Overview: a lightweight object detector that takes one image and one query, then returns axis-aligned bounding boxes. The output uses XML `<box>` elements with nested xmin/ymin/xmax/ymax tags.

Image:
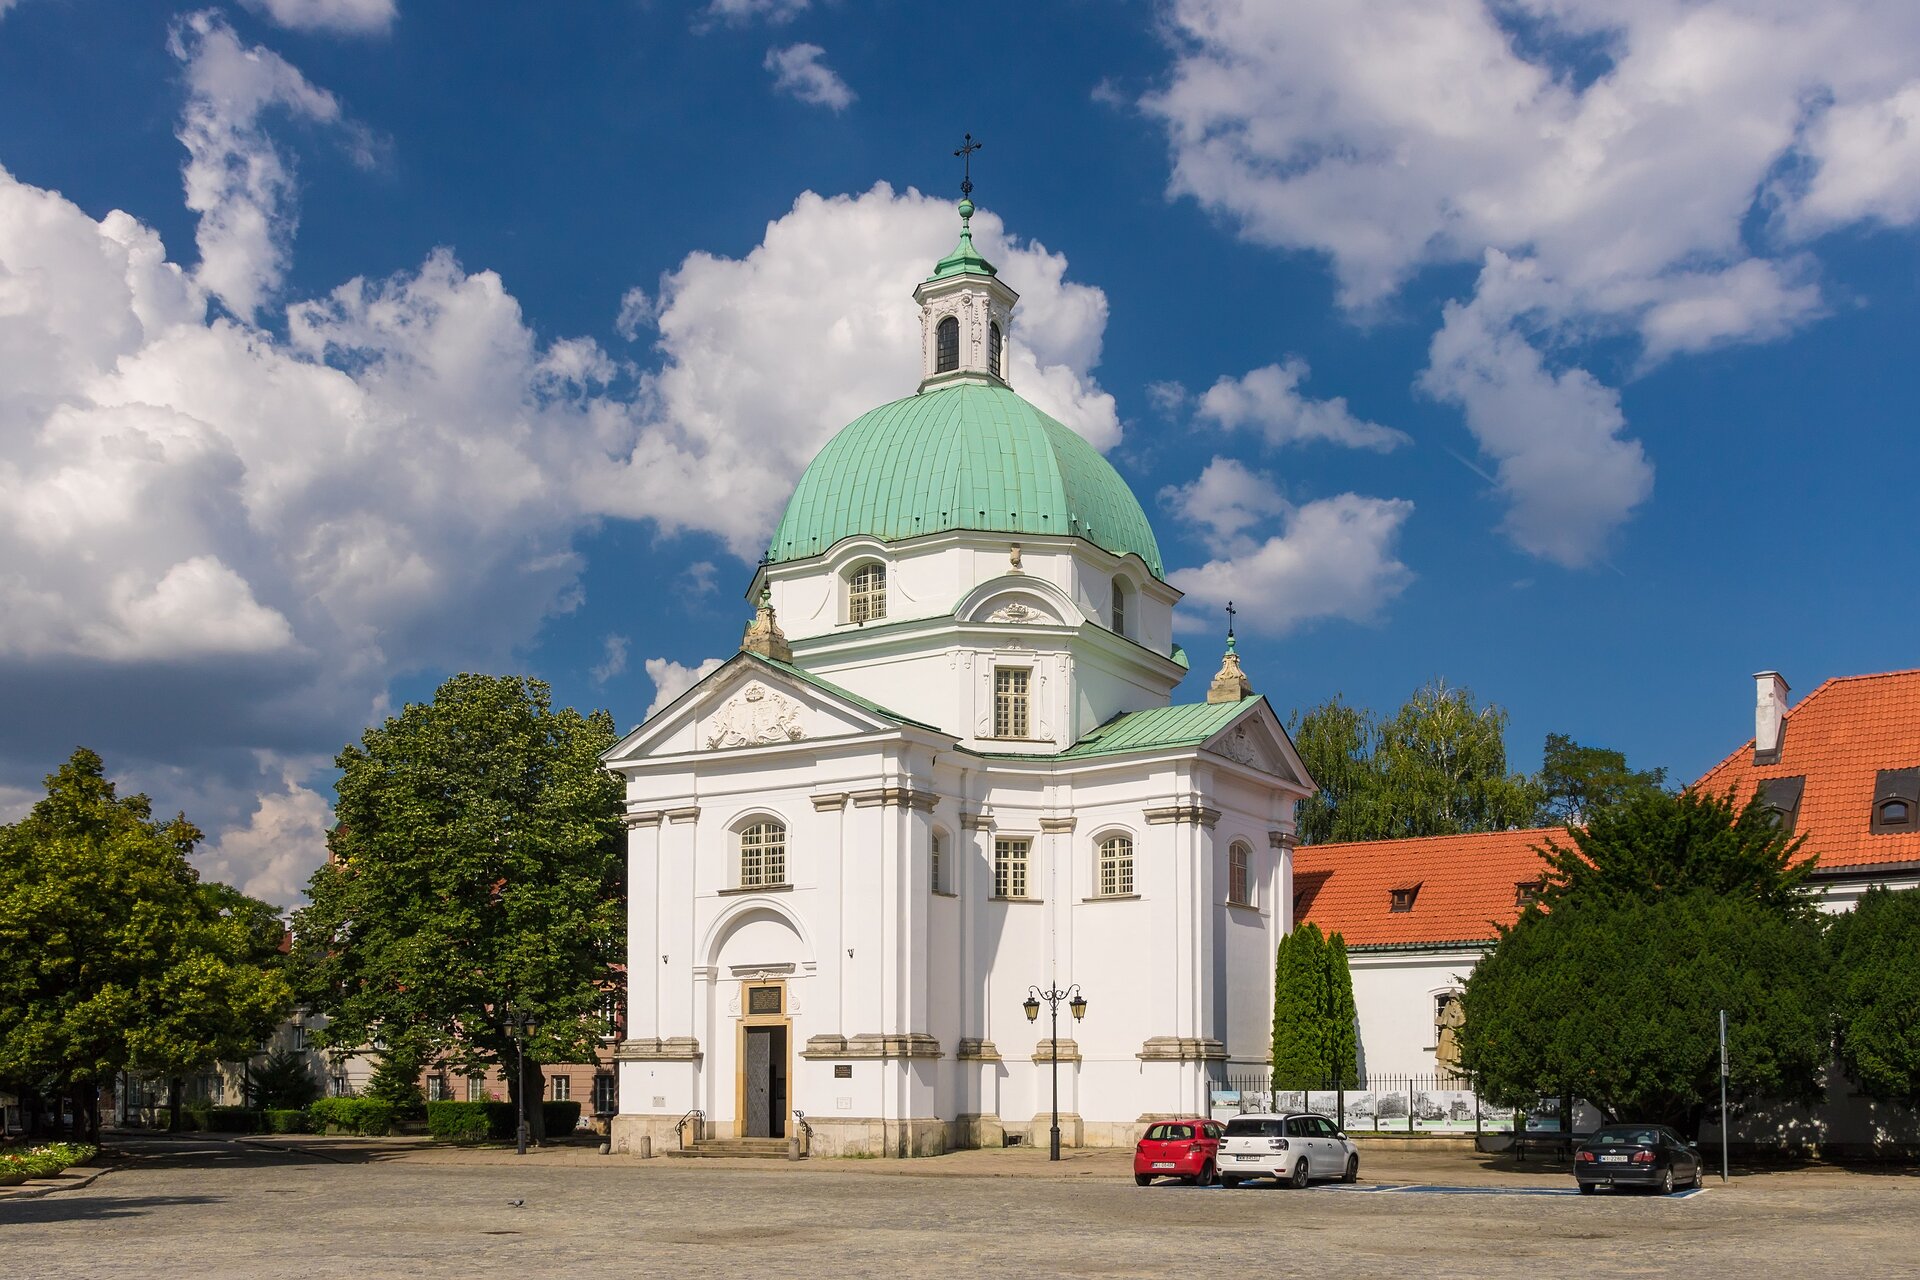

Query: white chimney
<box><xmin>1754</xmin><ymin>671</ymin><xmax>1790</xmax><ymax>763</ymax></box>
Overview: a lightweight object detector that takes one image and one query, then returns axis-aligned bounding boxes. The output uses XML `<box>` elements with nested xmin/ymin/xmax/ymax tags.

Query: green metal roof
<box><xmin>930</xmin><ymin>200</ymin><xmax>998</xmax><ymax>279</ymax></box>
<box><xmin>1057</xmin><ymin>696</ymin><xmax>1261</xmax><ymax>759</ymax></box>
<box><xmin>768</xmin><ymin>382</ymin><xmax>1165</xmax><ymax>578</ymax></box>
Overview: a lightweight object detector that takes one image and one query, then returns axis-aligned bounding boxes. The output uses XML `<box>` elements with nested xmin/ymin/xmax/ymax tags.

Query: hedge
<box><xmin>308</xmin><ymin>1098</ymin><xmax>395</xmax><ymax>1136</ymax></box>
<box><xmin>207</xmin><ymin>1107</ymin><xmax>263</xmax><ymax>1133</ymax></box>
<box><xmin>542</xmin><ymin>1100</ymin><xmax>582</xmax><ymax>1135</ymax></box>
<box><xmin>426</xmin><ymin>1100</ymin><xmax>515</xmax><ymax>1144</ymax></box>
<box><xmin>264</xmin><ymin>1108</ymin><xmax>313</xmax><ymax>1134</ymax></box>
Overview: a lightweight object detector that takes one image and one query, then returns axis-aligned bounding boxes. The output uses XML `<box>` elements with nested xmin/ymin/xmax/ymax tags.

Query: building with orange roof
<box><xmin>1295</xmin><ymin>666</ymin><xmax>1920</xmax><ymax>1083</ymax></box>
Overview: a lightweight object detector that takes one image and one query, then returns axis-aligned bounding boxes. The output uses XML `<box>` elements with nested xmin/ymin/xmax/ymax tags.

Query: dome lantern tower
<box><xmin>914</xmin><ymin>139</ymin><xmax>1017</xmax><ymax>393</ymax></box>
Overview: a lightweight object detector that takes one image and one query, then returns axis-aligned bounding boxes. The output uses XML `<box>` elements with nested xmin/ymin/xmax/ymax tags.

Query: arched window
<box><xmin>1881</xmin><ymin>798</ymin><xmax>1912</xmax><ymax>826</ymax></box>
<box><xmin>847</xmin><ymin>561</ymin><xmax>886</xmax><ymax>623</ymax></box>
<box><xmin>740</xmin><ymin>820</ymin><xmax>786</xmax><ymax>887</ymax></box>
<box><xmin>1228</xmin><ymin>841</ymin><xmax>1251</xmax><ymax>906</ymax></box>
<box><xmin>936</xmin><ymin>315</ymin><xmax>960</xmax><ymax>373</ymax></box>
<box><xmin>1111</xmin><ymin>577</ymin><xmax>1128</xmax><ymax>637</ymax></box>
<box><xmin>1098</xmin><ymin>834</ymin><xmax>1134</xmax><ymax>897</ymax></box>
<box><xmin>988</xmin><ymin>321</ymin><xmax>1003</xmax><ymax>378</ymax></box>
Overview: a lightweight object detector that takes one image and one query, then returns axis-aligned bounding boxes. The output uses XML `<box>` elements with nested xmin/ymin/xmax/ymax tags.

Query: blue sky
<box><xmin>2</xmin><ymin>0</ymin><xmax>1916</xmax><ymax>903</ymax></box>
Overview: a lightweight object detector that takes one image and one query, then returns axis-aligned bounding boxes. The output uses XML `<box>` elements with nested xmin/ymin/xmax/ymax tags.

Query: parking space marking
<box><xmin>1313</xmin><ymin>1183</ymin><xmax>1707</xmax><ymax>1199</ymax></box>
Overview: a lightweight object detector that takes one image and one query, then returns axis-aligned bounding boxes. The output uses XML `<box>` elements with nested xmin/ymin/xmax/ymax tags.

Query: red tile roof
<box><xmin>1692</xmin><ymin>669</ymin><xmax>1920</xmax><ymax>871</ymax></box>
<box><xmin>1295</xmin><ymin>828</ymin><xmax>1556</xmax><ymax>948</ymax></box>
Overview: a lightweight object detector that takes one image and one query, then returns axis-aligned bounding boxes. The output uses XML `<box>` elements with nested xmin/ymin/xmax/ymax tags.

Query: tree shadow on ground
<box><xmin>0</xmin><ymin>1193</ymin><xmax>218</xmax><ymax>1225</ymax></box>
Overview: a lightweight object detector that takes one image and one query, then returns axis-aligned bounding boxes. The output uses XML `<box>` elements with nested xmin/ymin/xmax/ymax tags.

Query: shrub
<box><xmin>182</xmin><ymin>1105</ymin><xmax>212</xmax><ymax>1132</ymax></box>
<box><xmin>0</xmin><ymin>1142</ymin><xmax>99</xmax><ymax>1179</ymax></box>
<box><xmin>207</xmin><ymin>1107</ymin><xmax>263</xmax><ymax>1134</ymax></box>
<box><xmin>427</xmin><ymin>1101</ymin><xmax>499</xmax><ymax>1144</ymax></box>
<box><xmin>308</xmin><ymin>1097</ymin><xmax>396</xmax><ymax>1136</ymax></box>
<box><xmin>542</xmin><ymin>1100</ymin><xmax>582</xmax><ymax>1136</ymax></box>
<box><xmin>264</xmin><ymin>1108</ymin><xmax>312</xmax><ymax>1134</ymax></box>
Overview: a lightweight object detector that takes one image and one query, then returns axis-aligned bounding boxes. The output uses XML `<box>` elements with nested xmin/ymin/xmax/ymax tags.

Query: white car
<box><xmin>1216</xmin><ymin>1112</ymin><xmax>1360</xmax><ymax>1188</ymax></box>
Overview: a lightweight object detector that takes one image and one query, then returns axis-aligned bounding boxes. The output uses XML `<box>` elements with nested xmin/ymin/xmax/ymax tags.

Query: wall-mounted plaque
<box><xmin>833</xmin><ymin>1064</ymin><xmax>852</xmax><ymax>1079</ymax></box>
<box><xmin>747</xmin><ymin>985</ymin><xmax>783</xmax><ymax>1016</ymax></box>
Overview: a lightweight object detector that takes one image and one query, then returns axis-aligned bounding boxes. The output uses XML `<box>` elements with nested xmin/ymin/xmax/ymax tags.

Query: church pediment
<box><xmin>602</xmin><ymin>653</ymin><xmax>919</xmax><ymax>765</ymax></box>
<box><xmin>953</xmin><ymin>574</ymin><xmax>1082</xmax><ymax>628</ymax></box>
<box><xmin>1202</xmin><ymin>704</ymin><xmax>1308</xmax><ymax>787</ymax></box>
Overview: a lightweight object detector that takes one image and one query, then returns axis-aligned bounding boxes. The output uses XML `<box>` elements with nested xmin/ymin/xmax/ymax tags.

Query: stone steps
<box><xmin>666</xmin><ymin>1137</ymin><xmax>794</xmax><ymax>1160</ymax></box>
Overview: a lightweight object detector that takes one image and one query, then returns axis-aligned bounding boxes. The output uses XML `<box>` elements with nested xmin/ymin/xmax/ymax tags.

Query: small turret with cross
<box><xmin>913</xmin><ymin>132</ymin><xmax>1019</xmax><ymax>392</ymax></box>
<box><xmin>1207</xmin><ymin>601</ymin><xmax>1256</xmax><ymax>704</ymax></box>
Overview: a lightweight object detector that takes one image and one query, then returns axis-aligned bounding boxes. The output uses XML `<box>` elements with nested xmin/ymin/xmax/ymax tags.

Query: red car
<box><xmin>1133</xmin><ymin>1118</ymin><xmax>1224</xmax><ymax>1186</ymax></box>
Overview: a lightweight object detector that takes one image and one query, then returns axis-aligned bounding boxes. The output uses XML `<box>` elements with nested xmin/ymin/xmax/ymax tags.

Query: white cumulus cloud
<box><xmin>1166</xmin><ymin>462</ymin><xmax>1414</xmax><ymax>635</ymax></box>
<box><xmin>239</xmin><ymin>0</ymin><xmax>396</xmax><ymax>35</ymax></box>
<box><xmin>591</xmin><ymin>634</ymin><xmax>631</xmax><ymax>686</ymax></box>
<box><xmin>1196</xmin><ymin>359</ymin><xmax>1407</xmax><ymax>452</ymax></box>
<box><xmin>702</xmin><ymin>0</ymin><xmax>808</xmax><ymax>27</ymax></box>
<box><xmin>765</xmin><ymin>43</ymin><xmax>855</xmax><ymax>111</ymax></box>
<box><xmin>644</xmin><ymin>656</ymin><xmax>725</xmax><ymax>718</ymax></box>
<box><xmin>1142</xmin><ymin>0</ymin><xmax>1920</xmax><ymax>565</ymax></box>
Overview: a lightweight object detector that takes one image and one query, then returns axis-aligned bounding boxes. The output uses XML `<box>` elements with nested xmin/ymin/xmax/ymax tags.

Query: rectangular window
<box><xmin>550</xmin><ymin>1075</ymin><xmax>571</xmax><ymax>1102</ymax></box>
<box><xmin>993</xmin><ymin>667</ymin><xmax>1030</xmax><ymax>738</ymax></box>
<box><xmin>426</xmin><ymin>1076</ymin><xmax>448</xmax><ymax>1102</ymax></box>
<box><xmin>598</xmin><ymin>991</ymin><xmax>621</xmax><ymax>1039</ymax></box>
<box><xmin>930</xmin><ymin>832</ymin><xmax>944</xmax><ymax>894</ymax></box>
<box><xmin>994</xmin><ymin>838</ymin><xmax>1030</xmax><ymax>898</ymax></box>
<box><xmin>1098</xmin><ymin>835</ymin><xmax>1133</xmax><ymax>896</ymax></box>
<box><xmin>593</xmin><ymin>1074</ymin><xmax>617</xmax><ymax>1115</ymax></box>
<box><xmin>290</xmin><ymin>1025</ymin><xmax>306</xmax><ymax>1051</ymax></box>
<box><xmin>466</xmin><ymin>1076</ymin><xmax>487</xmax><ymax>1102</ymax></box>
<box><xmin>1228</xmin><ymin>844</ymin><xmax>1250</xmax><ymax>906</ymax></box>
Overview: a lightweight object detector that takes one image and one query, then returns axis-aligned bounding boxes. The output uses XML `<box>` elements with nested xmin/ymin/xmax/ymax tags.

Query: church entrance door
<box><xmin>743</xmin><ymin>1025</ymin><xmax>787</xmax><ymax>1139</ymax></box>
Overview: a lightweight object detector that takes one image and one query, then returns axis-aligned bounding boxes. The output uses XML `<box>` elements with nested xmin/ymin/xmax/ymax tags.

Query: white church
<box><xmin>604</xmin><ymin>195</ymin><xmax>1313</xmax><ymax>1157</ymax></box>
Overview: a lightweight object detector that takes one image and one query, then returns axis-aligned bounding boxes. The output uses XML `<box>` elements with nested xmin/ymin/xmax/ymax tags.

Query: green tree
<box><xmin>290</xmin><ymin>674</ymin><xmax>624</xmax><ymax>1144</ymax></box>
<box><xmin>364</xmin><ymin>1035</ymin><xmax>428</xmax><ymax>1118</ymax></box>
<box><xmin>247</xmin><ymin>1049</ymin><xmax>321</xmax><ymax>1110</ymax></box>
<box><xmin>0</xmin><ymin>749</ymin><xmax>291</xmax><ymax>1138</ymax></box>
<box><xmin>1270</xmin><ymin>923</ymin><xmax>1359</xmax><ymax>1089</ymax></box>
<box><xmin>1536</xmin><ymin>786</ymin><xmax>1815</xmax><ymax>916</ymax></box>
<box><xmin>1290</xmin><ymin>681</ymin><xmax>1538</xmax><ymax>843</ymax></box>
<box><xmin>1534</xmin><ymin>733</ymin><xmax>1668</xmax><ymax>826</ymax></box>
<box><xmin>1458</xmin><ymin>891</ymin><xmax>1827</xmax><ymax>1137</ymax></box>
<box><xmin>1830</xmin><ymin>886</ymin><xmax>1920</xmax><ymax>1104</ymax></box>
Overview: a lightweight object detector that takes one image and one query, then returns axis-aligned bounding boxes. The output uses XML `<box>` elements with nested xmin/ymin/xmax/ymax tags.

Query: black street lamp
<box><xmin>1025</xmin><ymin>983</ymin><xmax>1087</xmax><ymax>1161</ymax></box>
<box><xmin>505</xmin><ymin>1006</ymin><xmax>539</xmax><ymax>1156</ymax></box>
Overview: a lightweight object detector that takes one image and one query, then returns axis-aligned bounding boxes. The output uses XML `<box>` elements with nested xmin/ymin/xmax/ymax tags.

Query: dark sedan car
<box><xmin>1574</xmin><ymin>1124</ymin><xmax>1703</xmax><ymax>1194</ymax></box>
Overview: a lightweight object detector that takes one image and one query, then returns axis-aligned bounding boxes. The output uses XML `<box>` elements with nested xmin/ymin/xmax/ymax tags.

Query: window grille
<box><xmin>994</xmin><ymin>838</ymin><xmax>1029</xmax><ymax>898</ymax></box>
<box><xmin>936</xmin><ymin>315</ymin><xmax>959</xmax><ymax>372</ymax></box>
<box><xmin>930</xmin><ymin>832</ymin><xmax>944</xmax><ymax>894</ymax></box>
<box><xmin>1098</xmin><ymin>835</ymin><xmax>1134</xmax><ymax>896</ymax></box>
<box><xmin>1228</xmin><ymin>842</ymin><xmax>1250</xmax><ymax>905</ymax></box>
<box><xmin>740</xmin><ymin>820</ymin><xmax>787</xmax><ymax>886</ymax></box>
<box><xmin>988</xmin><ymin>321</ymin><xmax>1003</xmax><ymax>378</ymax></box>
<box><xmin>1111</xmin><ymin>578</ymin><xmax>1127</xmax><ymax>636</ymax></box>
<box><xmin>550</xmin><ymin>1075</ymin><xmax>570</xmax><ymax>1102</ymax></box>
<box><xmin>994</xmin><ymin>667</ymin><xmax>1030</xmax><ymax>738</ymax></box>
<box><xmin>466</xmin><ymin>1077</ymin><xmax>486</xmax><ymax>1102</ymax></box>
<box><xmin>848</xmin><ymin>562</ymin><xmax>886</xmax><ymax>622</ymax></box>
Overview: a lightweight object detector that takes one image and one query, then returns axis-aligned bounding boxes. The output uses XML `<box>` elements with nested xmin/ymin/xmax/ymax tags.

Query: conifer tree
<box><xmin>1271</xmin><ymin>924</ymin><xmax>1359</xmax><ymax>1090</ymax></box>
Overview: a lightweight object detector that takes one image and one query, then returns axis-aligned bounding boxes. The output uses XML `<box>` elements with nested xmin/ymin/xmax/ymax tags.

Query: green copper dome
<box><xmin>769</xmin><ymin>382</ymin><xmax>1164</xmax><ymax>579</ymax></box>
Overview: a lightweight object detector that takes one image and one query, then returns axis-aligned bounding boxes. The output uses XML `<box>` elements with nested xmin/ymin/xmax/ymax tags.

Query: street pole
<box><xmin>516</xmin><ymin>1029</ymin><xmax>528</xmax><ymax>1157</ymax></box>
<box><xmin>1049</xmin><ymin>995</ymin><xmax>1061</xmax><ymax>1162</ymax></box>
<box><xmin>1718</xmin><ymin>1009</ymin><xmax>1729</xmax><ymax>1184</ymax></box>
<box><xmin>1024</xmin><ymin>985</ymin><xmax>1086</xmax><ymax>1164</ymax></box>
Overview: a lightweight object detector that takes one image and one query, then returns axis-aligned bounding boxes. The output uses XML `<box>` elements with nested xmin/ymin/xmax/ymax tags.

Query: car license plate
<box><xmin>1599</xmin><ymin>1154</ymin><xmax>1628</xmax><ymax>1163</ymax></box>
<box><xmin>1235</xmin><ymin>1154</ymin><xmax>1261</xmax><ymax>1161</ymax></box>
<box><xmin>1152</xmin><ymin>1162</ymin><xmax>1175</xmax><ymax>1169</ymax></box>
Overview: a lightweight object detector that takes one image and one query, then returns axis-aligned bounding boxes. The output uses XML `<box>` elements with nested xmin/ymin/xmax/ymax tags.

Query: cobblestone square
<box><xmin>5</xmin><ymin>1137</ymin><xmax>1918</xmax><ymax>1279</ymax></box>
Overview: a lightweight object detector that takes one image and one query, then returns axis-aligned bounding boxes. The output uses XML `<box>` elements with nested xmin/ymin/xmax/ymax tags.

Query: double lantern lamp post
<box><xmin>505</xmin><ymin>1006</ymin><xmax>539</xmax><ymax>1156</ymax></box>
<box><xmin>1023</xmin><ymin>984</ymin><xmax>1087</xmax><ymax>1162</ymax></box>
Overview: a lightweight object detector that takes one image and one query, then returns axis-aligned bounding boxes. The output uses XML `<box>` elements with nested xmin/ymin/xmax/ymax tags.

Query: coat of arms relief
<box><xmin>704</xmin><ymin>683</ymin><xmax>806</xmax><ymax>749</ymax></box>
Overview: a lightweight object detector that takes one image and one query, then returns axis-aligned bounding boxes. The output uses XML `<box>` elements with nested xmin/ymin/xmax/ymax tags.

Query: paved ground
<box><xmin>4</xmin><ymin>1135</ymin><xmax>1917</xmax><ymax>1279</ymax></box>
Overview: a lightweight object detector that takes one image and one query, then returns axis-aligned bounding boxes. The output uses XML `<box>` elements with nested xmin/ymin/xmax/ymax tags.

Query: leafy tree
<box><xmin>1271</xmin><ymin>923</ymin><xmax>1358</xmax><ymax>1089</ymax></box>
<box><xmin>1830</xmin><ymin>887</ymin><xmax>1920</xmax><ymax>1105</ymax></box>
<box><xmin>1458</xmin><ymin>891</ymin><xmax>1827</xmax><ymax>1138</ymax></box>
<box><xmin>364</xmin><ymin>1036</ymin><xmax>428</xmax><ymax>1118</ymax></box>
<box><xmin>247</xmin><ymin>1049</ymin><xmax>321</xmax><ymax>1110</ymax></box>
<box><xmin>0</xmin><ymin>749</ymin><xmax>291</xmax><ymax>1138</ymax></box>
<box><xmin>1536</xmin><ymin>786</ymin><xmax>1815</xmax><ymax>916</ymax></box>
<box><xmin>290</xmin><ymin>675</ymin><xmax>624</xmax><ymax>1144</ymax></box>
<box><xmin>1289</xmin><ymin>695</ymin><xmax>1373</xmax><ymax>846</ymax></box>
<box><xmin>1290</xmin><ymin>681</ymin><xmax>1538</xmax><ymax>843</ymax></box>
<box><xmin>1534</xmin><ymin>733</ymin><xmax>1668</xmax><ymax>826</ymax></box>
